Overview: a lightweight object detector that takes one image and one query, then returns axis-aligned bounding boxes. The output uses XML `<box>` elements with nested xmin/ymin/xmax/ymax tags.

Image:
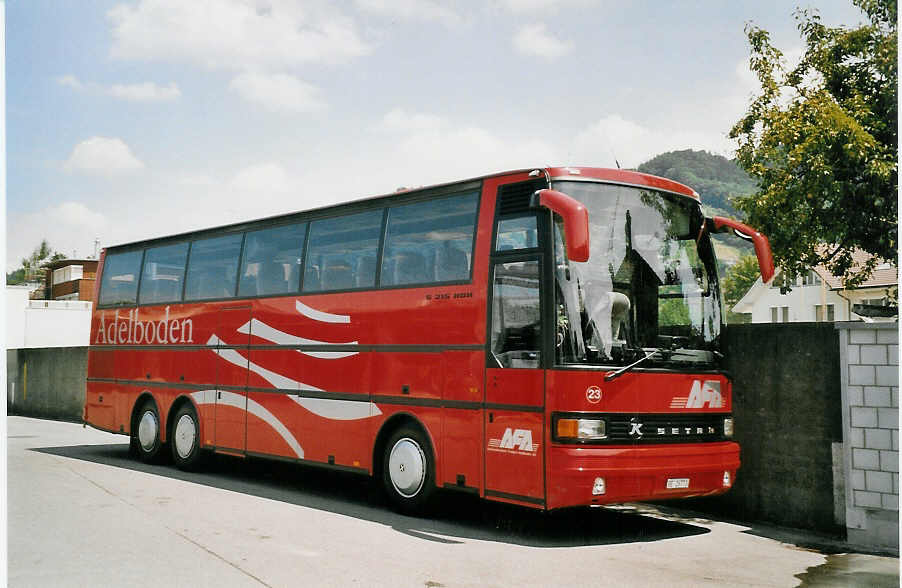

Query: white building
<box><xmin>733</xmin><ymin>253</ymin><xmax>897</xmax><ymax>323</ymax></box>
<box><xmin>6</xmin><ymin>285</ymin><xmax>92</xmax><ymax>349</ymax></box>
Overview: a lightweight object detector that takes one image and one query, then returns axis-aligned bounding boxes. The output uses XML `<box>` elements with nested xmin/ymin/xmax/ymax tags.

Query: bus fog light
<box><xmin>723</xmin><ymin>471</ymin><xmax>731</xmax><ymax>487</ymax></box>
<box><xmin>592</xmin><ymin>477</ymin><xmax>606</xmax><ymax>495</ymax></box>
<box><xmin>723</xmin><ymin>417</ymin><xmax>734</xmax><ymax>438</ymax></box>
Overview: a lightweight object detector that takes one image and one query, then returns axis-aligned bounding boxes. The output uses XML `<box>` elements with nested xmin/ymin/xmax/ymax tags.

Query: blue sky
<box><xmin>6</xmin><ymin>0</ymin><xmax>866</xmax><ymax>270</ymax></box>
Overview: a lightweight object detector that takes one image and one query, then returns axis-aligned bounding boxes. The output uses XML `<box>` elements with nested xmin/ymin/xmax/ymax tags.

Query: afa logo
<box><xmin>488</xmin><ymin>428</ymin><xmax>539</xmax><ymax>455</ymax></box>
<box><xmin>670</xmin><ymin>380</ymin><xmax>723</xmax><ymax>409</ymax></box>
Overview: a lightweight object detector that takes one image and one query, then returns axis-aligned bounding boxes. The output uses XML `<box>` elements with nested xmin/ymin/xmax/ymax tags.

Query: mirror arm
<box><xmin>530</xmin><ymin>189</ymin><xmax>590</xmax><ymax>262</ymax></box>
<box><xmin>707</xmin><ymin>216</ymin><xmax>775</xmax><ymax>283</ymax></box>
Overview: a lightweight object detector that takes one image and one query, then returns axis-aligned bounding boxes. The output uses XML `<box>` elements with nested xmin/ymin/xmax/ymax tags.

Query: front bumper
<box><xmin>546</xmin><ymin>441</ymin><xmax>740</xmax><ymax>510</ymax></box>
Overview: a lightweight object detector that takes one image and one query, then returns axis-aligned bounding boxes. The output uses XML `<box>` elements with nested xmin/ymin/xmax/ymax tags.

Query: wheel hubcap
<box><xmin>174</xmin><ymin>413</ymin><xmax>197</xmax><ymax>459</ymax></box>
<box><xmin>388</xmin><ymin>438</ymin><xmax>426</xmax><ymax>498</ymax></box>
<box><xmin>137</xmin><ymin>410</ymin><xmax>158</xmax><ymax>451</ymax></box>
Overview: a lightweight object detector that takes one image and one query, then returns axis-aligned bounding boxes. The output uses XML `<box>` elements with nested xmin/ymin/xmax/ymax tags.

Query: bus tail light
<box><xmin>555</xmin><ymin>417</ymin><xmax>606</xmax><ymax>440</ymax></box>
<box><xmin>723</xmin><ymin>471</ymin><xmax>732</xmax><ymax>487</ymax></box>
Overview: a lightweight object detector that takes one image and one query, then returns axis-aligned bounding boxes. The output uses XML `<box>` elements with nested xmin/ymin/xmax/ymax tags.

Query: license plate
<box><xmin>666</xmin><ymin>478</ymin><xmax>690</xmax><ymax>489</ymax></box>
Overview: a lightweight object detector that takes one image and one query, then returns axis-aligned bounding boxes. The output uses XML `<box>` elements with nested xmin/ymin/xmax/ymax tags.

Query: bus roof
<box><xmin>103</xmin><ymin>166</ymin><xmax>699</xmax><ymax>253</ymax></box>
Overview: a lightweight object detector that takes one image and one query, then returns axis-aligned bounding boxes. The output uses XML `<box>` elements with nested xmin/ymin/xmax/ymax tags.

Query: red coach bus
<box><xmin>85</xmin><ymin>166</ymin><xmax>774</xmax><ymax>513</ymax></box>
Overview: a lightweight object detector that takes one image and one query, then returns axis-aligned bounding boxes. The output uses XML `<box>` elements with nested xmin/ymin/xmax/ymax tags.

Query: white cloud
<box><xmin>229</xmin><ymin>72</ymin><xmax>326</xmax><ymax>113</ymax></box>
<box><xmin>7</xmin><ymin>202</ymin><xmax>110</xmax><ymax>269</ymax></box>
<box><xmin>57</xmin><ymin>74</ymin><xmax>181</xmax><ymax>102</ymax></box>
<box><xmin>56</xmin><ymin>74</ymin><xmax>85</xmax><ymax>91</ymax></box>
<box><xmin>228</xmin><ymin>162</ymin><xmax>294</xmax><ymax>193</ymax></box>
<box><xmin>365</xmin><ymin>109</ymin><xmax>556</xmax><ymax>187</ymax></box>
<box><xmin>107</xmin><ymin>0</ymin><xmax>370</xmax><ymax>70</ymax></box>
<box><xmin>354</xmin><ymin>0</ymin><xmax>463</xmax><ymax>25</ymax></box>
<box><xmin>497</xmin><ymin>0</ymin><xmax>588</xmax><ymax>13</ymax></box>
<box><xmin>571</xmin><ymin>115</ymin><xmax>724</xmax><ymax>169</ymax></box>
<box><xmin>109</xmin><ymin>81</ymin><xmax>181</xmax><ymax>102</ymax></box>
<box><xmin>63</xmin><ymin>137</ymin><xmax>146</xmax><ymax>176</ymax></box>
<box><xmin>513</xmin><ymin>23</ymin><xmax>573</xmax><ymax>59</ymax></box>
<box><xmin>374</xmin><ymin>108</ymin><xmax>446</xmax><ymax>133</ymax></box>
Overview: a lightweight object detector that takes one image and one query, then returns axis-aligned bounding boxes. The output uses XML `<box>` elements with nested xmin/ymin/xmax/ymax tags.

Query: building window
<box><xmin>772</xmin><ymin>306</ymin><xmax>790</xmax><ymax>322</ymax></box>
<box><xmin>814</xmin><ymin>304</ymin><xmax>835</xmax><ymax>322</ymax></box>
<box><xmin>802</xmin><ymin>270</ymin><xmax>821</xmax><ymax>286</ymax></box>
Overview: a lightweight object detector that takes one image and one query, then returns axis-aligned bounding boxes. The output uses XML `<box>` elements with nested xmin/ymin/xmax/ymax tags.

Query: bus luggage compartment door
<box><xmin>213</xmin><ymin>306</ymin><xmax>251</xmax><ymax>453</ymax></box>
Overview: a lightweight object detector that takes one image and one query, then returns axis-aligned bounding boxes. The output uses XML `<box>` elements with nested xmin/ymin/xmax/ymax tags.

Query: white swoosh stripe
<box><xmin>287</xmin><ymin>395</ymin><xmax>380</xmax><ymax>421</ymax></box>
<box><xmin>237</xmin><ymin>319</ymin><xmax>358</xmax><ymax>359</ymax></box>
<box><xmin>190</xmin><ymin>390</ymin><xmax>304</xmax><ymax>458</ymax></box>
<box><xmin>208</xmin><ymin>335</ymin><xmax>319</xmax><ymax>391</ymax></box>
<box><xmin>295</xmin><ymin>301</ymin><xmax>350</xmax><ymax>324</ymax></box>
<box><xmin>207</xmin><ymin>334</ymin><xmax>381</xmax><ymax>420</ymax></box>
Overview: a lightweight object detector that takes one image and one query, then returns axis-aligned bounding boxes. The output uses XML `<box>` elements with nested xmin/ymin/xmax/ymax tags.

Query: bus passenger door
<box><xmin>214</xmin><ymin>306</ymin><xmax>251</xmax><ymax>453</ymax></box>
<box><xmin>484</xmin><ymin>257</ymin><xmax>545</xmax><ymax>506</ymax></box>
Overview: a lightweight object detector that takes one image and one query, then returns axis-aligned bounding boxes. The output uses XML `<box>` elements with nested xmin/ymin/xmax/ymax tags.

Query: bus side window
<box><xmin>491</xmin><ymin>260</ymin><xmax>541</xmax><ymax>368</ymax></box>
<box><xmin>138</xmin><ymin>243</ymin><xmax>188</xmax><ymax>305</ymax></box>
<box><xmin>98</xmin><ymin>250</ymin><xmax>143</xmax><ymax>306</ymax></box>
<box><xmin>381</xmin><ymin>191</ymin><xmax>478</xmax><ymax>286</ymax></box>
<box><xmin>184</xmin><ymin>234</ymin><xmax>243</xmax><ymax>301</ymax></box>
<box><xmin>495</xmin><ymin>216</ymin><xmax>538</xmax><ymax>252</ymax></box>
<box><xmin>238</xmin><ymin>223</ymin><xmax>306</xmax><ymax>297</ymax></box>
<box><xmin>303</xmin><ymin>209</ymin><xmax>383</xmax><ymax>292</ymax></box>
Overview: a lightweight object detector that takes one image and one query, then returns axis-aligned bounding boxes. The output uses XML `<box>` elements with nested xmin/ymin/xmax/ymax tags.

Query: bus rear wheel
<box><xmin>170</xmin><ymin>403</ymin><xmax>205</xmax><ymax>471</ymax></box>
<box><xmin>132</xmin><ymin>399</ymin><xmax>162</xmax><ymax>463</ymax></box>
<box><xmin>381</xmin><ymin>426</ymin><xmax>435</xmax><ymax>515</ymax></box>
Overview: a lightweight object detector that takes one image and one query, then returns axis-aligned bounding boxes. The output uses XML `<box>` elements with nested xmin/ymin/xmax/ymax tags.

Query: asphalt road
<box><xmin>7</xmin><ymin>416</ymin><xmax>899</xmax><ymax>587</ymax></box>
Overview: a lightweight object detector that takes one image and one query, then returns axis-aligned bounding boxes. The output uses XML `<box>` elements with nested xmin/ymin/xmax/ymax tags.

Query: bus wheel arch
<box><xmin>167</xmin><ymin>395</ymin><xmax>206</xmax><ymax>471</ymax></box>
<box><xmin>130</xmin><ymin>393</ymin><xmax>163</xmax><ymax>463</ymax></box>
<box><xmin>374</xmin><ymin>414</ymin><xmax>437</xmax><ymax>514</ymax></box>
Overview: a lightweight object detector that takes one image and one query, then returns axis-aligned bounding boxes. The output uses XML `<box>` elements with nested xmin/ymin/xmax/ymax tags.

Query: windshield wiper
<box><xmin>604</xmin><ymin>348</ymin><xmax>665</xmax><ymax>382</ymax></box>
<box><xmin>604</xmin><ymin>343</ymin><xmax>697</xmax><ymax>382</ymax></box>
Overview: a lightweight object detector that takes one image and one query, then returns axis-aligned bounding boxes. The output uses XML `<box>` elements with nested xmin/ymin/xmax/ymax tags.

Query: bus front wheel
<box><xmin>381</xmin><ymin>426</ymin><xmax>435</xmax><ymax>515</ymax></box>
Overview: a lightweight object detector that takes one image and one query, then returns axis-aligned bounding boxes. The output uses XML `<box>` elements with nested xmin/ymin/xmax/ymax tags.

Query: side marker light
<box><xmin>592</xmin><ymin>477</ymin><xmax>606</xmax><ymax>495</ymax></box>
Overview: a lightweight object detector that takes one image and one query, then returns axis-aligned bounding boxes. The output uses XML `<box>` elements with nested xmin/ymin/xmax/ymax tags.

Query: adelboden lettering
<box><xmin>95</xmin><ymin>306</ymin><xmax>193</xmax><ymax>344</ymax></box>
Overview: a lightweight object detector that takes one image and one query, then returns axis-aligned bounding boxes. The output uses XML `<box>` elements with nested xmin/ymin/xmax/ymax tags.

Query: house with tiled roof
<box><xmin>732</xmin><ymin>250</ymin><xmax>897</xmax><ymax>323</ymax></box>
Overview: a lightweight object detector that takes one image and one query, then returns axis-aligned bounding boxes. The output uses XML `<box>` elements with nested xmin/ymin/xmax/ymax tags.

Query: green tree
<box><xmin>720</xmin><ymin>255</ymin><xmax>761</xmax><ymax>323</ymax></box>
<box><xmin>730</xmin><ymin>0</ymin><xmax>897</xmax><ymax>286</ymax></box>
<box><xmin>13</xmin><ymin>239</ymin><xmax>66</xmax><ymax>284</ymax></box>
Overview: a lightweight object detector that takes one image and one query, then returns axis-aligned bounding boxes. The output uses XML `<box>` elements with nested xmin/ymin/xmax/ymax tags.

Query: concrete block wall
<box><xmin>838</xmin><ymin>322</ymin><xmax>899</xmax><ymax>553</ymax></box>
<box><xmin>6</xmin><ymin>347</ymin><xmax>88</xmax><ymax>422</ymax></box>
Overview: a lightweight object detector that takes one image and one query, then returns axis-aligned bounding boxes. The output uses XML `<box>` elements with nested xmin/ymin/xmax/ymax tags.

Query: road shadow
<box><xmin>33</xmin><ymin>443</ymin><xmax>709</xmax><ymax>548</ymax></box>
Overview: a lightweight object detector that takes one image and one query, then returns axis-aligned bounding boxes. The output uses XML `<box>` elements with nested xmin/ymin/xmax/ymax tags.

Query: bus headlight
<box><xmin>723</xmin><ymin>417</ymin><xmax>734</xmax><ymax>438</ymax></box>
<box><xmin>555</xmin><ymin>417</ymin><xmax>606</xmax><ymax>440</ymax></box>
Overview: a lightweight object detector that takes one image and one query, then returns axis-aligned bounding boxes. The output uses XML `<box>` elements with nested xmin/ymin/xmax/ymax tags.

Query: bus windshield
<box><xmin>552</xmin><ymin>181</ymin><xmax>722</xmax><ymax>368</ymax></box>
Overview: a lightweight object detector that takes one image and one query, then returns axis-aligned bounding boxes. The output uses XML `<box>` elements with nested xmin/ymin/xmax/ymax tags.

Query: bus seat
<box><xmin>395</xmin><ymin>252</ymin><xmax>427</xmax><ymax>285</ymax></box>
<box><xmin>304</xmin><ymin>266</ymin><xmax>321</xmax><ymax>291</ymax></box>
<box><xmin>258</xmin><ymin>262</ymin><xmax>287</xmax><ymax>294</ymax></box>
<box><xmin>355</xmin><ymin>256</ymin><xmax>377</xmax><ymax>287</ymax></box>
<box><xmin>323</xmin><ymin>261</ymin><xmax>353</xmax><ymax>290</ymax></box>
<box><xmin>435</xmin><ymin>245</ymin><xmax>468</xmax><ymax>281</ymax></box>
<box><xmin>609</xmin><ymin>291</ymin><xmax>631</xmax><ymax>341</ymax></box>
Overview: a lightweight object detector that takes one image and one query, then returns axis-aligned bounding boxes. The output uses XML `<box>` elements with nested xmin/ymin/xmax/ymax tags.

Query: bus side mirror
<box><xmin>707</xmin><ymin>216</ymin><xmax>775</xmax><ymax>283</ymax></box>
<box><xmin>530</xmin><ymin>189</ymin><xmax>590</xmax><ymax>262</ymax></box>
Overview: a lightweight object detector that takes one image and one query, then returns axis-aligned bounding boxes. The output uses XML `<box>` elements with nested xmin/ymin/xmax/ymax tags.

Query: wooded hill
<box><xmin>637</xmin><ymin>149</ymin><xmax>756</xmax><ymax>218</ymax></box>
<box><xmin>638</xmin><ymin>149</ymin><xmax>757</xmax><ymax>265</ymax></box>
